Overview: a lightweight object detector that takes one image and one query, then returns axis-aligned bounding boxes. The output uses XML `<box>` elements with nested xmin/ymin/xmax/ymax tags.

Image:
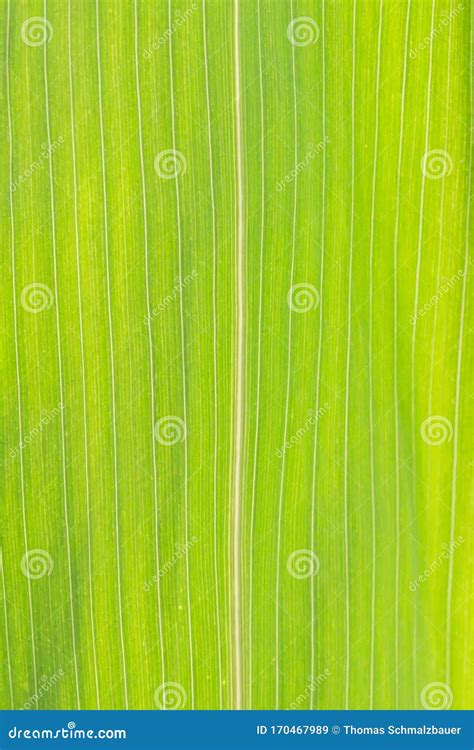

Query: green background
<box><xmin>0</xmin><ymin>0</ymin><xmax>472</xmax><ymax>710</ymax></box>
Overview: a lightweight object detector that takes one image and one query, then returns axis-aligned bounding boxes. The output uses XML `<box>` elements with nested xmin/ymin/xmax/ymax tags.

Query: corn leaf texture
<box><xmin>0</xmin><ymin>0</ymin><xmax>472</xmax><ymax>710</ymax></box>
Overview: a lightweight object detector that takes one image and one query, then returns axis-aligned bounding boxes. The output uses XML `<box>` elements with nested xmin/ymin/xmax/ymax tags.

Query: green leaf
<box><xmin>1</xmin><ymin>0</ymin><xmax>471</xmax><ymax>710</ymax></box>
